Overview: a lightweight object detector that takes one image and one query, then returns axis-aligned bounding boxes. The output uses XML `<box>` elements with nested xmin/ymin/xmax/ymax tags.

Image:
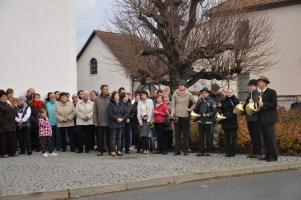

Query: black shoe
<box><xmin>70</xmin><ymin>149</ymin><xmax>76</xmax><ymax>152</ymax></box>
<box><xmin>204</xmin><ymin>153</ymin><xmax>210</xmax><ymax>157</ymax></box>
<box><xmin>85</xmin><ymin>150</ymin><xmax>90</xmax><ymax>153</ymax></box>
<box><xmin>259</xmin><ymin>156</ymin><xmax>268</xmax><ymax>161</ymax></box>
<box><xmin>197</xmin><ymin>153</ymin><xmax>205</xmax><ymax>157</ymax></box>
<box><xmin>174</xmin><ymin>151</ymin><xmax>181</xmax><ymax>156</ymax></box>
<box><xmin>27</xmin><ymin>152</ymin><xmax>32</xmax><ymax>155</ymax></box>
<box><xmin>162</xmin><ymin>151</ymin><xmax>168</xmax><ymax>155</ymax></box>
<box><xmin>76</xmin><ymin>150</ymin><xmax>83</xmax><ymax>153</ymax></box>
<box><xmin>266</xmin><ymin>158</ymin><xmax>277</xmax><ymax>162</ymax></box>
<box><xmin>97</xmin><ymin>152</ymin><xmax>103</xmax><ymax>156</ymax></box>
<box><xmin>225</xmin><ymin>154</ymin><xmax>231</xmax><ymax>157</ymax></box>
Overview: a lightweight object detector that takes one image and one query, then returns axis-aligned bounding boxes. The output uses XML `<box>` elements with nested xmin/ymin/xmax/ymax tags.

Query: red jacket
<box><xmin>154</xmin><ymin>103</ymin><xmax>169</xmax><ymax>123</ymax></box>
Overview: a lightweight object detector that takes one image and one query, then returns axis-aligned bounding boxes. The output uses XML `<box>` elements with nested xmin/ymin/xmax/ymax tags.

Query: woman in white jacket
<box><xmin>137</xmin><ymin>91</ymin><xmax>154</xmax><ymax>154</ymax></box>
<box><xmin>75</xmin><ymin>91</ymin><xmax>94</xmax><ymax>153</ymax></box>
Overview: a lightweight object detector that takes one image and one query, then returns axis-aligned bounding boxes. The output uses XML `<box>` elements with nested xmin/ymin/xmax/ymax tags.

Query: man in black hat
<box><xmin>194</xmin><ymin>87</ymin><xmax>216</xmax><ymax>156</ymax></box>
<box><xmin>257</xmin><ymin>76</ymin><xmax>278</xmax><ymax>162</ymax></box>
<box><xmin>244</xmin><ymin>79</ymin><xmax>261</xmax><ymax>159</ymax></box>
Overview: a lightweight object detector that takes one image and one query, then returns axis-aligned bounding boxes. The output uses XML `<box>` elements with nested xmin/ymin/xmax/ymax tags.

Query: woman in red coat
<box><xmin>154</xmin><ymin>95</ymin><xmax>169</xmax><ymax>155</ymax></box>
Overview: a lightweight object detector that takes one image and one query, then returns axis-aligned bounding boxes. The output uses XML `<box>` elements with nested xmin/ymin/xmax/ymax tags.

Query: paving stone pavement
<box><xmin>0</xmin><ymin>151</ymin><xmax>301</xmax><ymax>196</ymax></box>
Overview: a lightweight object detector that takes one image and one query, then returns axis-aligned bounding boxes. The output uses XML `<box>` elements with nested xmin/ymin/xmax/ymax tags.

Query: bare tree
<box><xmin>109</xmin><ymin>0</ymin><xmax>276</xmax><ymax>91</ymax></box>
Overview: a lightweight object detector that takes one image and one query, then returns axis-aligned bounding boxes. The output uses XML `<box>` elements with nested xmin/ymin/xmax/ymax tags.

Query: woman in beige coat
<box><xmin>55</xmin><ymin>92</ymin><xmax>76</xmax><ymax>152</ymax></box>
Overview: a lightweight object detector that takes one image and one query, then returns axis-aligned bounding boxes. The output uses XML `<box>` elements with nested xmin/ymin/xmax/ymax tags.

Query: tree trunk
<box><xmin>168</xmin><ymin>65</ymin><xmax>181</xmax><ymax>93</ymax></box>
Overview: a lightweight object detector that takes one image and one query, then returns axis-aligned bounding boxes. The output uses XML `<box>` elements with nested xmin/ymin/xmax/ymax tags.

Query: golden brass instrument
<box><xmin>246</xmin><ymin>93</ymin><xmax>263</xmax><ymax>116</ymax></box>
<box><xmin>234</xmin><ymin>103</ymin><xmax>244</xmax><ymax>116</ymax></box>
<box><xmin>191</xmin><ymin>111</ymin><xmax>201</xmax><ymax>121</ymax></box>
<box><xmin>215</xmin><ymin>112</ymin><xmax>226</xmax><ymax>122</ymax></box>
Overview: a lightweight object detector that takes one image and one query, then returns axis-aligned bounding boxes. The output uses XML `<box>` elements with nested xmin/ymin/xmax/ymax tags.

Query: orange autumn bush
<box><xmin>190</xmin><ymin>109</ymin><xmax>301</xmax><ymax>156</ymax></box>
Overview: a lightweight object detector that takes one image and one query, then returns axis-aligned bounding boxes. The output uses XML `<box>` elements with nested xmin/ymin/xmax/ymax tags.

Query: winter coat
<box><xmin>171</xmin><ymin>89</ymin><xmax>196</xmax><ymax>118</ymax></box>
<box><xmin>194</xmin><ymin>96</ymin><xmax>216</xmax><ymax>124</ymax></box>
<box><xmin>137</xmin><ymin>99</ymin><xmax>154</xmax><ymax>124</ymax></box>
<box><xmin>55</xmin><ymin>101</ymin><xmax>75</xmax><ymax>127</ymax></box>
<box><xmin>221</xmin><ymin>96</ymin><xmax>240</xmax><ymax>130</ymax></box>
<box><xmin>93</xmin><ymin>94</ymin><xmax>110</xmax><ymax>127</ymax></box>
<box><xmin>75</xmin><ymin>100</ymin><xmax>94</xmax><ymax>126</ymax></box>
<box><xmin>257</xmin><ymin>88</ymin><xmax>278</xmax><ymax>124</ymax></box>
<box><xmin>210</xmin><ymin>91</ymin><xmax>225</xmax><ymax>113</ymax></box>
<box><xmin>130</xmin><ymin>101</ymin><xmax>139</xmax><ymax>126</ymax></box>
<box><xmin>15</xmin><ymin>103</ymin><xmax>31</xmax><ymax>128</ymax></box>
<box><xmin>0</xmin><ymin>101</ymin><xmax>16</xmax><ymax>133</ymax></box>
<box><xmin>30</xmin><ymin>100</ymin><xmax>44</xmax><ymax>127</ymax></box>
<box><xmin>38</xmin><ymin>116</ymin><xmax>52</xmax><ymax>137</ymax></box>
<box><xmin>45</xmin><ymin>100</ymin><xmax>58</xmax><ymax>126</ymax></box>
<box><xmin>123</xmin><ymin>101</ymin><xmax>133</xmax><ymax>123</ymax></box>
<box><xmin>108</xmin><ymin>101</ymin><xmax>126</xmax><ymax>129</ymax></box>
<box><xmin>154</xmin><ymin>103</ymin><xmax>169</xmax><ymax>124</ymax></box>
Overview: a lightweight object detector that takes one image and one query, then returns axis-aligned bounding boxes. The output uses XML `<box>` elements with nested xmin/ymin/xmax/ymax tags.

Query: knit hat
<box><xmin>200</xmin><ymin>87</ymin><xmax>209</xmax><ymax>93</ymax></box>
<box><xmin>178</xmin><ymin>80</ymin><xmax>187</xmax><ymax>86</ymax></box>
<box><xmin>211</xmin><ymin>83</ymin><xmax>220</xmax><ymax>91</ymax></box>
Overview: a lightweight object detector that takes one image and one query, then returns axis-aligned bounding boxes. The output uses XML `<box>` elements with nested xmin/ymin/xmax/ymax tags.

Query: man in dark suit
<box><xmin>257</xmin><ymin>76</ymin><xmax>278</xmax><ymax>162</ymax></box>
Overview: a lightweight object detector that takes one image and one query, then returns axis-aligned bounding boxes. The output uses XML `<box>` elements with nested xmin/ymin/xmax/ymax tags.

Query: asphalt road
<box><xmin>79</xmin><ymin>170</ymin><xmax>301</xmax><ymax>200</ymax></box>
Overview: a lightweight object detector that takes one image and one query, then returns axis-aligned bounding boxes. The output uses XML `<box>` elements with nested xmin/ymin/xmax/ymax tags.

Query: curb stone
<box><xmin>1</xmin><ymin>162</ymin><xmax>301</xmax><ymax>200</ymax></box>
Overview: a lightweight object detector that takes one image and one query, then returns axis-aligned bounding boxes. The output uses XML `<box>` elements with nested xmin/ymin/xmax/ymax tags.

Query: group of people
<box><xmin>0</xmin><ymin>75</ymin><xmax>286</xmax><ymax>162</ymax></box>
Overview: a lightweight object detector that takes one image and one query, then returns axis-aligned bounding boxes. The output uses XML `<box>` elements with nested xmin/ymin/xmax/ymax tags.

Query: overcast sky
<box><xmin>76</xmin><ymin>0</ymin><xmax>114</xmax><ymax>52</ymax></box>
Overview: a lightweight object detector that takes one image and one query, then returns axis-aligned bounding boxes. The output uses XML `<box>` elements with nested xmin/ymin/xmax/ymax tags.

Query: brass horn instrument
<box><xmin>246</xmin><ymin>93</ymin><xmax>263</xmax><ymax>116</ymax></box>
<box><xmin>234</xmin><ymin>103</ymin><xmax>245</xmax><ymax>116</ymax></box>
<box><xmin>191</xmin><ymin>111</ymin><xmax>201</xmax><ymax>121</ymax></box>
<box><xmin>215</xmin><ymin>112</ymin><xmax>226</xmax><ymax>122</ymax></box>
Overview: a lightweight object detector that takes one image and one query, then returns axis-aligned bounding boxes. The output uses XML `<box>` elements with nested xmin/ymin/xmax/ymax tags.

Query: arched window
<box><xmin>90</xmin><ymin>58</ymin><xmax>97</xmax><ymax>75</ymax></box>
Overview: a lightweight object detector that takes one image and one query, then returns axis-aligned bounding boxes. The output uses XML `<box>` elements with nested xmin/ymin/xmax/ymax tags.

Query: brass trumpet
<box><xmin>234</xmin><ymin>103</ymin><xmax>245</xmax><ymax>116</ymax></box>
<box><xmin>191</xmin><ymin>111</ymin><xmax>201</xmax><ymax>121</ymax></box>
<box><xmin>215</xmin><ymin>112</ymin><xmax>226</xmax><ymax>122</ymax></box>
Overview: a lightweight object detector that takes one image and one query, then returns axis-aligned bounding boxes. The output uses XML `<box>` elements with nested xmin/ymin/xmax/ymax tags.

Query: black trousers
<box><xmin>90</xmin><ymin>126</ymin><xmax>96</xmax><ymax>150</ymax></box>
<box><xmin>16</xmin><ymin>127</ymin><xmax>31</xmax><ymax>153</ymax></box>
<box><xmin>247</xmin><ymin>122</ymin><xmax>262</xmax><ymax>155</ymax></box>
<box><xmin>198</xmin><ymin>123</ymin><xmax>212</xmax><ymax>153</ymax></box>
<box><xmin>77</xmin><ymin>125</ymin><xmax>93</xmax><ymax>152</ymax></box>
<box><xmin>174</xmin><ymin>117</ymin><xmax>190</xmax><ymax>153</ymax></box>
<box><xmin>141</xmin><ymin>136</ymin><xmax>150</xmax><ymax>150</ymax></box>
<box><xmin>155</xmin><ymin>123</ymin><xmax>168</xmax><ymax>153</ymax></box>
<box><xmin>31</xmin><ymin>126</ymin><xmax>40</xmax><ymax>151</ymax></box>
<box><xmin>122</xmin><ymin>122</ymin><xmax>132</xmax><ymax>153</ymax></box>
<box><xmin>132</xmin><ymin>122</ymin><xmax>140</xmax><ymax>151</ymax></box>
<box><xmin>166</xmin><ymin>129</ymin><xmax>173</xmax><ymax>151</ymax></box>
<box><xmin>40</xmin><ymin>136</ymin><xmax>53</xmax><ymax>153</ymax></box>
<box><xmin>0</xmin><ymin>132</ymin><xmax>16</xmax><ymax>156</ymax></box>
<box><xmin>224</xmin><ymin>129</ymin><xmax>237</xmax><ymax>156</ymax></box>
<box><xmin>97</xmin><ymin>126</ymin><xmax>110</xmax><ymax>153</ymax></box>
<box><xmin>259</xmin><ymin>123</ymin><xmax>278</xmax><ymax>160</ymax></box>
<box><xmin>59</xmin><ymin>126</ymin><xmax>76</xmax><ymax>152</ymax></box>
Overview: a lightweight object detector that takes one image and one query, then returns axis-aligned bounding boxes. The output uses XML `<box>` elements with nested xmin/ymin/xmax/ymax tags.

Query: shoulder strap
<box><xmin>22</xmin><ymin>105</ymin><xmax>29</xmax><ymax>118</ymax></box>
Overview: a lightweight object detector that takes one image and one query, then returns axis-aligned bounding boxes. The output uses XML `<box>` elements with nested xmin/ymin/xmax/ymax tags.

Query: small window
<box><xmin>90</xmin><ymin>58</ymin><xmax>97</xmax><ymax>75</ymax></box>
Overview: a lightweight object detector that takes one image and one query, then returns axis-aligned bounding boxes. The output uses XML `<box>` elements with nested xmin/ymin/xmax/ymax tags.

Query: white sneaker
<box><xmin>49</xmin><ymin>152</ymin><xmax>58</xmax><ymax>156</ymax></box>
<box><xmin>42</xmin><ymin>152</ymin><xmax>50</xmax><ymax>157</ymax></box>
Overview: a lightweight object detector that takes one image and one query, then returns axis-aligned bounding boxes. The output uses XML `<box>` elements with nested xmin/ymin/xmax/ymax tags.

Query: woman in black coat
<box><xmin>0</xmin><ymin>90</ymin><xmax>17</xmax><ymax>157</ymax></box>
<box><xmin>221</xmin><ymin>89</ymin><xmax>240</xmax><ymax>157</ymax></box>
<box><xmin>108</xmin><ymin>91</ymin><xmax>126</xmax><ymax>156</ymax></box>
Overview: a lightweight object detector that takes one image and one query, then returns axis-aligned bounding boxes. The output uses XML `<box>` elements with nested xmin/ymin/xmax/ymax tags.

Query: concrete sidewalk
<box><xmin>0</xmin><ymin>152</ymin><xmax>301</xmax><ymax>200</ymax></box>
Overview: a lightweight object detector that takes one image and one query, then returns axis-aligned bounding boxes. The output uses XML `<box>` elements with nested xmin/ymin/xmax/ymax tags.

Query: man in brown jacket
<box><xmin>171</xmin><ymin>80</ymin><xmax>196</xmax><ymax>155</ymax></box>
<box><xmin>93</xmin><ymin>84</ymin><xmax>111</xmax><ymax>156</ymax></box>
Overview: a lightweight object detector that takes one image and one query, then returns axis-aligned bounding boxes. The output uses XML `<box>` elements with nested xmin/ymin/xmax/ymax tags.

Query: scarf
<box><xmin>32</xmin><ymin>100</ymin><xmax>44</xmax><ymax>110</ymax></box>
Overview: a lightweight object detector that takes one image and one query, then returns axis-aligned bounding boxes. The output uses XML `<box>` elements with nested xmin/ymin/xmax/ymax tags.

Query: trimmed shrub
<box><xmin>190</xmin><ymin>109</ymin><xmax>301</xmax><ymax>156</ymax></box>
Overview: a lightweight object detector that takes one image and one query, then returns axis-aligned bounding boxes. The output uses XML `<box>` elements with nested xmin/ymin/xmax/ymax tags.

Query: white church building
<box><xmin>77</xmin><ymin>30</ymin><xmax>136</xmax><ymax>93</ymax></box>
<box><xmin>0</xmin><ymin>0</ymin><xmax>77</xmax><ymax>97</ymax></box>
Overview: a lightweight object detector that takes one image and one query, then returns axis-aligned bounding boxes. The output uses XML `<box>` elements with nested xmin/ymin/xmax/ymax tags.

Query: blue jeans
<box><xmin>110</xmin><ymin>128</ymin><xmax>122</xmax><ymax>152</ymax></box>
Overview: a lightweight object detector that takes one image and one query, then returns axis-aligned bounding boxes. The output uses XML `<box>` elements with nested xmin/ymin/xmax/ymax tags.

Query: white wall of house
<box><xmin>0</xmin><ymin>0</ymin><xmax>77</xmax><ymax>97</ymax></box>
<box><xmin>77</xmin><ymin>36</ymin><xmax>132</xmax><ymax>93</ymax></box>
<box><xmin>250</xmin><ymin>4</ymin><xmax>301</xmax><ymax>96</ymax></box>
